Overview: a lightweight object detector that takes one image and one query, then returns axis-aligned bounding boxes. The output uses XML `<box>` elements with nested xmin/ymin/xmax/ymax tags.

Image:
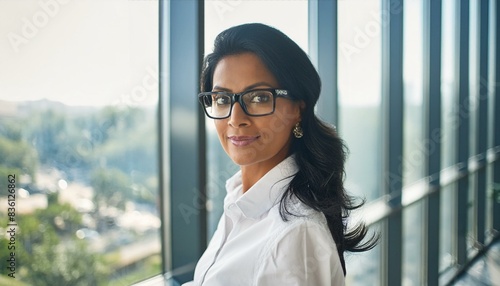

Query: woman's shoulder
<box><xmin>255</xmin><ymin>200</ymin><xmax>344</xmax><ymax>286</ymax></box>
<box><xmin>272</xmin><ymin>193</ymin><xmax>327</xmax><ymax>221</ymax></box>
<box><xmin>267</xmin><ymin>195</ymin><xmax>331</xmax><ymax>240</ymax></box>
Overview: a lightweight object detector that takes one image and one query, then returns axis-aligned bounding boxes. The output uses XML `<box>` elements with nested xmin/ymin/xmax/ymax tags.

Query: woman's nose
<box><xmin>228</xmin><ymin>102</ymin><xmax>250</xmax><ymax>127</ymax></box>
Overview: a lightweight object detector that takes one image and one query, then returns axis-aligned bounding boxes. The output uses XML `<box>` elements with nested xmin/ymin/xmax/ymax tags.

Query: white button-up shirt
<box><xmin>183</xmin><ymin>156</ymin><xmax>345</xmax><ymax>286</ymax></box>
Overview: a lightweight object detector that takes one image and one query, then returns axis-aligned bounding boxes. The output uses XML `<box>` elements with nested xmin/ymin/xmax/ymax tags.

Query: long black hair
<box><xmin>200</xmin><ymin>23</ymin><xmax>378</xmax><ymax>275</ymax></box>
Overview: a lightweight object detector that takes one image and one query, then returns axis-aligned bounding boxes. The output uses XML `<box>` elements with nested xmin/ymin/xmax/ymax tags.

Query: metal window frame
<box><xmin>308</xmin><ymin>0</ymin><xmax>338</xmax><ymax>125</ymax></box>
<box><xmin>494</xmin><ymin>0</ymin><xmax>500</xmax><ymax>235</ymax></box>
<box><xmin>381</xmin><ymin>1</ymin><xmax>404</xmax><ymax>285</ymax></box>
<box><xmin>476</xmin><ymin>0</ymin><xmax>490</xmax><ymax>245</ymax></box>
<box><xmin>423</xmin><ymin>0</ymin><xmax>442</xmax><ymax>284</ymax></box>
<box><xmin>456</xmin><ymin>0</ymin><xmax>470</xmax><ymax>266</ymax></box>
<box><xmin>159</xmin><ymin>0</ymin><xmax>206</xmax><ymax>284</ymax></box>
<box><xmin>145</xmin><ymin>1</ymin><xmax>500</xmax><ymax>286</ymax></box>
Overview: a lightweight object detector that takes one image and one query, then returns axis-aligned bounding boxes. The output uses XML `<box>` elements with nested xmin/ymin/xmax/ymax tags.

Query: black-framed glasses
<box><xmin>198</xmin><ymin>88</ymin><xmax>292</xmax><ymax>119</ymax></box>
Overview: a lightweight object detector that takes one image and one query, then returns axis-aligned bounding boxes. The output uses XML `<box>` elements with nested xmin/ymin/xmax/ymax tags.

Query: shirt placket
<box><xmin>199</xmin><ymin>203</ymin><xmax>238</xmax><ymax>285</ymax></box>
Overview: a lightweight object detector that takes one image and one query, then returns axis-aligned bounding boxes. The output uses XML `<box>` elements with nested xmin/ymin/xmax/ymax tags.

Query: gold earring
<box><xmin>293</xmin><ymin>122</ymin><xmax>303</xmax><ymax>138</ymax></box>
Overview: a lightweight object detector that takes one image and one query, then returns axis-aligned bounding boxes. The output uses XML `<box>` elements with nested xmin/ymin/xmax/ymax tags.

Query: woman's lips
<box><xmin>228</xmin><ymin>136</ymin><xmax>260</xmax><ymax>146</ymax></box>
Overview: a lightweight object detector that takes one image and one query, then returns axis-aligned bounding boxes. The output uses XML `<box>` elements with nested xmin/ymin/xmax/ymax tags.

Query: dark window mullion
<box><xmin>159</xmin><ymin>0</ymin><xmax>205</xmax><ymax>283</ymax></box>
<box><xmin>493</xmin><ymin>0</ymin><xmax>500</xmax><ymax>233</ymax></box>
<box><xmin>308</xmin><ymin>0</ymin><xmax>338</xmax><ymax>125</ymax></box>
<box><xmin>381</xmin><ymin>1</ymin><xmax>404</xmax><ymax>285</ymax></box>
<box><xmin>476</xmin><ymin>0</ymin><xmax>490</xmax><ymax>245</ymax></box>
<box><xmin>423</xmin><ymin>0</ymin><xmax>442</xmax><ymax>284</ymax></box>
<box><xmin>456</xmin><ymin>0</ymin><xmax>470</xmax><ymax>266</ymax></box>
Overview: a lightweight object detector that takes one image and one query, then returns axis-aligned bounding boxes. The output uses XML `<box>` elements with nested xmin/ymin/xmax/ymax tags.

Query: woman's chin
<box><xmin>230</xmin><ymin>156</ymin><xmax>257</xmax><ymax>167</ymax></box>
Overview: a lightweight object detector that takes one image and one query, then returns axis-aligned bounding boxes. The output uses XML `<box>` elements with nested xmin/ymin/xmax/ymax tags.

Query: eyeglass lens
<box><xmin>203</xmin><ymin>90</ymin><xmax>274</xmax><ymax>118</ymax></box>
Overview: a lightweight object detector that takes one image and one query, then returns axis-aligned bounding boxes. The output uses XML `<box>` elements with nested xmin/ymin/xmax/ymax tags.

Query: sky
<box><xmin>0</xmin><ymin>0</ymin><xmax>428</xmax><ymax>107</ymax></box>
<box><xmin>0</xmin><ymin>0</ymin><xmax>309</xmax><ymax>107</ymax></box>
<box><xmin>0</xmin><ymin>0</ymin><xmax>158</xmax><ymax>107</ymax></box>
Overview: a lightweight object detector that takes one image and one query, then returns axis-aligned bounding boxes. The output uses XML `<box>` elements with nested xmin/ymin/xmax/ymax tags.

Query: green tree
<box><xmin>90</xmin><ymin>168</ymin><xmax>134</xmax><ymax>210</ymax></box>
<box><xmin>0</xmin><ymin>136</ymin><xmax>38</xmax><ymax>196</ymax></box>
<box><xmin>35</xmin><ymin>201</ymin><xmax>82</xmax><ymax>236</ymax></box>
<box><xmin>0</xmin><ymin>120</ymin><xmax>22</xmax><ymax>141</ymax></box>
<box><xmin>27</xmin><ymin>109</ymin><xmax>66</xmax><ymax>165</ymax></box>
<box><xmin>26</xmin><ymin>239</ymin><xmax>108</xmax><ymax>286</ymax></box>
<box><xmin>0</xmin><ymin>203</ymin><xmax>108</xmax><ymax>285</ymax></box>
<box><xmin>0</xmin><ymin>137</ymin><xmax>37</xmax><ymax>168</ymax></box>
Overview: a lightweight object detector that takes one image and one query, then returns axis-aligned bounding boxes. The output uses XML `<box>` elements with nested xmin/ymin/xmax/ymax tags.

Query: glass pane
<box><xmin>468</xmin><ymin>173</ymin><xmax>477</xmax><ymax>256</ymax></box>
<box><xmin>440</xmin><ymin>183</ymin><xmax>457</xmax><ymax>272</ymax></box>
<box><xmin>468</xmin><ymin>0</ymin><xmax>480</xmax><ymax>255</ymax></box>
<box><xmin>403</xmin><ymin>202</ymin><xmax>424</xmax><ymax>286</ymax></box>
<box><xmin>441</xmin><ymin>0</ymin><xmax>458</xmax><ymax>169</ymax></box>
<box><xmin>403</xmin><ymin>0</ymin><xmax>424</xmax><ymax>186</ymax></box>
<box><xmin>345</xmin><ymin>222</ymin><xmax>381</xmax><ymax>286</ymax></box>
<box><xmin>402</xmin><ymin>3</ymin><xmax>424</xmax><ymax>282</ymax></box>
<box><xmin>204</xmin><ymin>0</ymin><xmax>309</xmax><ymax>238</ymax></box>
<box><xmin>486</xmin><ymin>163</ymin><xmax>494</xmax><ymax>240</ymax></box>
<box><xmin>440</xmin><ymin>1</ymin><xmax>459</xmax><ymax>273</ymax></box>
<box><xmin>0</xmin><ymin>1</ymin><xmax>161</xmax><ymax>285</ymax></box>
<box><xmin>338</xmin><ymin>0</ymin><xmax>382</xmax><ymax>201</ymax></box>
<box><xmin>469</xmin><ymin>0</ymin><xmax>479</xmax><ymax>155</ymax></box>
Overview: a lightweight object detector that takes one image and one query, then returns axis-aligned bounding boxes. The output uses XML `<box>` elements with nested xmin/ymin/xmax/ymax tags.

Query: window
<box><xmin>338</xmin><ymin>0</ymin><xmax>383</xmax><ymax>202</ymax></box>
<box><xmin>402</xmin><ymin>1</ymin><xmax>424</xmax><ymax>285</ymax></box>
<box><xmin>440</xmin><ymin>0</ymin><xmax>459</xmax><ymax>273</ymax></box>
<box><xmin>2</xmin><ymin>1</ymin><xmax>498</xmax><ymax>285</ymax></box>
<box><xmin>0</xmin><ymin>1</ymin><xmax>161</xmax><ymax>285</ymax></box>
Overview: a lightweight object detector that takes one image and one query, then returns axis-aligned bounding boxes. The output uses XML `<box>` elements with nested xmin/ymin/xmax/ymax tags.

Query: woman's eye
<box><xmin>214</xmin><ymin>96</ymin><xmax>230</xmax><ymax>105</ymax></box>
<box><xmin>250</xmin><ymin>94</ymin><xmax>271</xmax><ymax>103</ymax></box>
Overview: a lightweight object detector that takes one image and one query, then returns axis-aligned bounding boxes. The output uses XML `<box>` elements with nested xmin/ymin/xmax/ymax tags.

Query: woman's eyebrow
<box><xmin>244</xmin><ymin>82</ymin><xmax>274</xmax><ymax>90</ymax></box>
<box><xmin>212</xmin><ymin>85</ymin><xmax>231</xmax><ymax>92</ymax></box>
<box><xmin>212</xmin><ymin>82</ymin><xmax>274</xmax><ymax>92</ymax></box>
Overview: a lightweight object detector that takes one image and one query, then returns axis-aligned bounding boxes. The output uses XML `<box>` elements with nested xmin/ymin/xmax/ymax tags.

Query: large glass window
<box><xmin>469</xmin><ymin>0</ymin><xmax>480</xmax><ymax>157</ymax></box>
<box><xmin>2</xmin><ymin>1</ymin><xmax>496</xmax><ymax>285</ymax></box>
<box><xmin>403</xmin><ymin>0</ymin><xmax>424</xmax><ymax>186</ymax></box>
<box><xmin>440</xmin><ymin>184</ymin><xmax>457</xmax><ymax>272</ymax></box>
<box><xmin>345</xmin><ymin>223</ymin><xmax>381</xmax><ymax>286</ymax></box>
<box><xmin>468</xmin><ymin>0</ymin><xmax>480</xmax><ymax>253</ymax></box>
<box><xmin>338</xmin><ymin>0</ymin><xmax>382</xmax><ymax>202</ymax></box>
<box><xmin>0</xmin><ymin>1</ymin><xmax>161</xmax><ymax>285</ymax></box>
<box><xmin>440</xmin><ymin>0</ymin><xmax>458</xmax><ymax>274</ymax></box>
<box><xmin>441</xmin><ymin>0</ymin><xmax>458</xmax><ymax>169</ymax></box>
<box><xmin>337</xmin><ymin>0</ymin><xmax>383</xmax><ymax>283</ymax></box>
<box><xmin>402</xmin><ymin>0</ymin><xmax>424</xmax><ymax>284</ymax></box>
<box><xmin>402</xmin><ymin>203</ymin><xmax>424</xmax><ymax>286</ymax></box>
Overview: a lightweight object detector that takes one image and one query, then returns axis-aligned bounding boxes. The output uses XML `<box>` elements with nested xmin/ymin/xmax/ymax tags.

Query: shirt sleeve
<box><xmin>254</xmin><ymin>221</ymin><xmax>345</xmax><ymax>286</ymax></box>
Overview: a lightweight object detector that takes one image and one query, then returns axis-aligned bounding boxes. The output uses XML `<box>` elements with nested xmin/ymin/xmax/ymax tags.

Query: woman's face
<box><xmin>212</xmin><ymin>52</ymin><xmax>302</xmax><ymax>170</ymax></box>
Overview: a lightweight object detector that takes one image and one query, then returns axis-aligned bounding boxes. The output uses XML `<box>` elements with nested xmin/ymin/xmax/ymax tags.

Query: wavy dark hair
<box><xmin>200</xmin><ymin>23</ymin><xmax>378</xmax><ymax>275</ymax></box>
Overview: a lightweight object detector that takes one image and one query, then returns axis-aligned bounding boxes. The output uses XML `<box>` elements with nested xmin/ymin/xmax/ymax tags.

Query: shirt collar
<box><xmin>225</xmin><ymin>155</ymin><xmax>299</xmax><ymax>219</ymax></box>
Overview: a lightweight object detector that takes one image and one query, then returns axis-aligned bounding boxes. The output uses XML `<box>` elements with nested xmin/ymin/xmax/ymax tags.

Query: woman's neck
<box><xmin>240</xmin><ymin>164</ymin><xmax>269</xmax><ymax>193</ymax></box>
<box><xmin>239</xmin><ymin>154</ymin><xmax>291</xmax><ymax>193</ymax></box>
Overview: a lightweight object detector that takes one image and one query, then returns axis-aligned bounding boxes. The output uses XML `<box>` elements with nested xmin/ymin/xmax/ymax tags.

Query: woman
<box><xmin>185</xmin><ymin>23</ymin><xmax>377</xmax><ymax>286</ymax></box>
